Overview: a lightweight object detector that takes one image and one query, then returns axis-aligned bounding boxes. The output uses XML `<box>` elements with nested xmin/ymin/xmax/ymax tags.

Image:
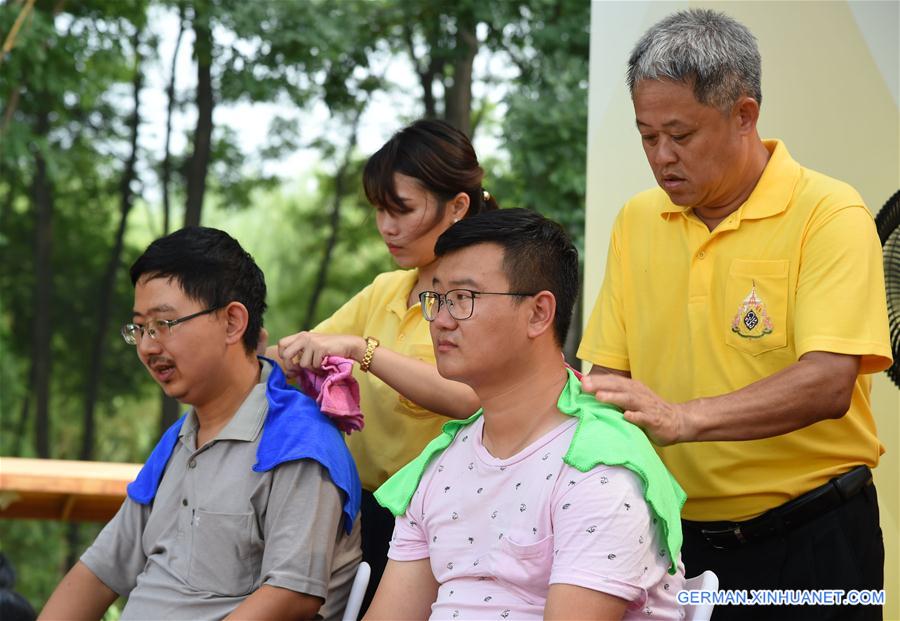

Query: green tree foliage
<box><xmin>491</xmin><ymin>0</ymin><xmax>590</xmax><ymax>252</ymax></box>
<box><xmin>374</xmin><ymin>0</ymin><xmax>491</xmax><ymax>134</ymax></box>
<box><xmin>0</xmin><ymin>0</ymin><xmax>154</xmax><ymax>459</ymax></box>
<box><xmin>0</xmin><ymin>0</ymin><xmax>157</xmax><ymax>609</ymax></box>
<box><xmin>0</xmin><ymin>0</ymin><xmax>589</xmax><ymax>608</ymax></box>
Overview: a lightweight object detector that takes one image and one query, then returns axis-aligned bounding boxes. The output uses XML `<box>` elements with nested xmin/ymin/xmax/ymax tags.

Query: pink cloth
<box><xmin>389</xmin><ymin>417</ymin><xmax>684</xmax><ymax>620</ymax></box>
<box><xmin>295</xmin><ymin>356</ymin><xmax>364</xmax><ymax>434</ymax></box>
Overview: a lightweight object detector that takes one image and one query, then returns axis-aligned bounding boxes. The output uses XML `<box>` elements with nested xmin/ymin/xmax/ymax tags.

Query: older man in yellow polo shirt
<box><xmin>578</xmin><ymin>9</ymin><xmax>891</xmax><ymax>621</ymax></box>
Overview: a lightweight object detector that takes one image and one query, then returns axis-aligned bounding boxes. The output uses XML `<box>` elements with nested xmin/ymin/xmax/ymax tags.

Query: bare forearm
<box><xmin>683</xmin><ymin>351</ymin><xmax>860</xmax><ymax>442</ymax></box>
<box><xmin>274</xmin><ymin>332</ymin><xmax>479</xmax><ymax>420</ymax></box>
<box><xmin>365</xmin><ymin>559</ymin><xmax>438</xmax><ymax>620</ymax></box>
<box><xmin>225</xmin><ymin>585</ymin><xmax>322</xmax><ymax>621</ymax></box>
<box><xmin>367</xmin><ymin>346</ymin><xmax>480</xmax><ymax>420</ymax></box>
<box><xmin>584</xmin><ymin>351</ymin><xmax>860</xmax><ymax>445</ymax></box>
<box><xmin>40</xmin><ymin>562</ymin><xmax>118</xmax><ymax>621</ymax></box>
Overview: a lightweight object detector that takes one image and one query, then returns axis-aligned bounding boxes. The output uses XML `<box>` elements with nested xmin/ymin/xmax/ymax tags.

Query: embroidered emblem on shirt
<box><xmin>731</xmin><ymin>281</ymin><xmax>774</xmax><ymax>339</ymax></box>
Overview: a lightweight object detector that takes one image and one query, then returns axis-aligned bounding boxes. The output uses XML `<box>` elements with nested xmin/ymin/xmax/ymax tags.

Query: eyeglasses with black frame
<box><xmin>418</xmin><ymin>289</ymin><xmax>537</xmax><ymax>322</ymax></box>
<box><xmin>121</xmin><ymin>306</ymin><xmax>222</xmax><ymax>345</ymax></box>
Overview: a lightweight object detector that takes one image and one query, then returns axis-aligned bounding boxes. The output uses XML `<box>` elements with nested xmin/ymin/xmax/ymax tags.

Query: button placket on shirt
<box><xmin>686</xmin><ymin>218</ymin><xmax>714</xmax><ymax>301</ymax></box>
<box><xmin>183</xmin><ymin>436</ymin><xmax>215</xmax><ymax>521</ymax></box>
<box><xmin>691</xmin><ymin>209</ymin><xmax>744</xmax><ymax>298</ymax></box>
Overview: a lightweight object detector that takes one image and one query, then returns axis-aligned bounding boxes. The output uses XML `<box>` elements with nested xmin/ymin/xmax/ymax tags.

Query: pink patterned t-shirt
<box><xmin>388</xmin><ymin>416</ymin><xmax>685</xmax><ymax>620</ymax></box>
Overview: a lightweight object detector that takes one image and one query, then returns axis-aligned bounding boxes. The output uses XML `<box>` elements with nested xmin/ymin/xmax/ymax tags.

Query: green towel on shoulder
<box><xmin>374</xmin><ymin>369</ymin><xmax>687</xmax><ymax>574</ymax></box>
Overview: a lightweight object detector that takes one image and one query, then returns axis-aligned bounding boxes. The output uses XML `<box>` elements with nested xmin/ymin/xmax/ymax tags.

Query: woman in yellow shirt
<box><xmin>273</xmin><ymin>119</ymin><xmax>496</xmax><ymax>603</ymax></box>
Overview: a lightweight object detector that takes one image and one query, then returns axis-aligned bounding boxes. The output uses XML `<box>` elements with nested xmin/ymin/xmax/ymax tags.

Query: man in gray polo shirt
<box><xmin>41</xmin><ymin>227</ymin><xmax>361</xmax><ymax>620</ymax></box>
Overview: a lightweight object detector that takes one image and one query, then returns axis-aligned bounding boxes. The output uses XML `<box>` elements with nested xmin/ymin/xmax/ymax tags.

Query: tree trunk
<box><xmin>0</xmin><ymin>181</ymin><xmax>13</xmax><ymax>242</ymax></box>
<box><xmin>64</xmin><ymin>522</ymin><xmax>80</xmax><ymax>572</ymax></box>
<box><xmin>301</xmin><ymin>110</ymin><xmax>363</xmax><ymax>329</ymax></box>
<box><xmin>12</xmin><ymin>362</ymin><xmax>33</xmax><ymax>456</ymax></box>
<box><xmin>1</xmin><ymin>87</ymin><xmax>20</xmax><ymax>136</ymax></box>
<box><xmin>184</xmin><ymin>5</ymin><xmax>214</xmax><ymax>228</ymax></box>
<box><xmin>79</xmin><ymin>32</ymin><xmax>143</xmax><ymax>462</ymax></box>
<box><xmin>30</xmin><ymin>108</ymin><xmax>53</xmax><ymax>459</ymax></box>
<box><xmin>404</xmin><ymin>24</ymin><xmax>438</xmax><ymax>119</ymax></box>
<box><xmin>444</xmin><ymin>15</ymin><xmax>478</xmax><ymax>136</ymax></box>
<box><xmin>162</xmin><ymin>5</ymin><xmax>185</xmax><ymax>235</ymax></box>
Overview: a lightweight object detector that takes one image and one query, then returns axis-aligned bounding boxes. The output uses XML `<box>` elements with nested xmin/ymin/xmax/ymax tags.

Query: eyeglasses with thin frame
<box><xmin>418</xmin><ymin>289</ymin><xmax>537</xmax><ymax>322</ymax></box>
<box><xmin>121</xmin><ymin>306</ymin><xmax>222</xmax><ymax>345</ymax></box>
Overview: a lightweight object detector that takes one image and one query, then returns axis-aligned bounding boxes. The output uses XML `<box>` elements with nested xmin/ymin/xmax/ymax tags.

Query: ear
<box><xmin>449</xmin><ymin>191</ymin><xmax>470</xmax><ymax>221</ymax></box>
<box><xmin>525</xmin><ymin>291</ymin><xmax>557</xmax><ymax>340</ymax></box>
<box><xmin>733</xmin><ymin>96</ymin><xmax>760</xmax><ymax>135</ymax></box>
<box><xmin>222</xmin><ymin>301</ymin><xmax>250</xmax><ymax>346</ymax></box>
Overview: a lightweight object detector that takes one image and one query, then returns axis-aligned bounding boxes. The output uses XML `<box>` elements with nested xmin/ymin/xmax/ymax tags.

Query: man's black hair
<box><xmin>129</xmin><ymin>226</ymin><xmax>267</xmax><ymax>354</ymax></box>
<box><xmin>434</xmin><ymin>208</ymin><xmax>579</xmax><ymax>347</ymax></box>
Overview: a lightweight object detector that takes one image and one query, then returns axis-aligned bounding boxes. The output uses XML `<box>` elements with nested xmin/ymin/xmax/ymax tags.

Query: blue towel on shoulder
<box><xmin>127</xmin><ymin>358</ymin><xmax>361</xmax><ymax>534</ymax></box>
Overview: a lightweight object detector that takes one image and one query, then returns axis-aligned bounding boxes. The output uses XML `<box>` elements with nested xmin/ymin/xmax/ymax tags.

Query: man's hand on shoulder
<box><xmin>581</xmin><ymin>367</ymin><xmax>695</xmax><ymax>446</ymax></box>
<box><xmin>582</xmin><ymin>352</ymin><xmax>861</xmax><ymax>444</ymax></box>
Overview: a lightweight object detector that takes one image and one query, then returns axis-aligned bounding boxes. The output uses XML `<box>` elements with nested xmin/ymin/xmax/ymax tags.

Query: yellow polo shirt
<box><xmin>315</xmin><ymin>269</ymin><xmax>447</xmax><ymax>491</ymax></box>
<box><xmin>578</xmin><ymin>140</ymin><xmax>892</xmax><ymax>521</ymax></box>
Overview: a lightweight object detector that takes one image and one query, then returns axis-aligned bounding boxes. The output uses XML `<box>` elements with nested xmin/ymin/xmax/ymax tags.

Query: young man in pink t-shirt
<box><xmin>366</xmin><ymin>209</ymin><xmax>685</xmax><ymax>620</ymax></box>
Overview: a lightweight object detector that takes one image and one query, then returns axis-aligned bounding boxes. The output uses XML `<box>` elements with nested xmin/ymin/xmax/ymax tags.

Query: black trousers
<box><xmin>358</xmin><ymin>488</ymin><xmax>397</xmax><ymax>618</ymax></box>
<box><xmin>682</xmin><ymin>484</ymin><xmax>884</xmax><ymax>621</ymax></box>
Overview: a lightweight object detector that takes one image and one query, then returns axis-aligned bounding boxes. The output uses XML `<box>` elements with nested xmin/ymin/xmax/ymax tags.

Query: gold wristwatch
<box><xmin>360</xmin><ymin>336</ymin><xmax>380</xmax><ymax>372</ymax></box>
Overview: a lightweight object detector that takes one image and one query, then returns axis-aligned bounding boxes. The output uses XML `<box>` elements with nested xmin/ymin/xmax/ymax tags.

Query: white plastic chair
<box><xmin>683</xmin><ymin>570</ymin><xmax>719</xmax><ymax>621</ymax></box>
<box><xmin>341</xmin><ymin>560</ymin><xmax>372</xmax><ymax>621</ymax></box>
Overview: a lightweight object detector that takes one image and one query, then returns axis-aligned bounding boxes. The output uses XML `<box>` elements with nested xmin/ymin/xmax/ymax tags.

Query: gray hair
<box><xmin>627</xmin><ymin>9</ymin><xmax>762</xmax><ymax>109</ymax></box>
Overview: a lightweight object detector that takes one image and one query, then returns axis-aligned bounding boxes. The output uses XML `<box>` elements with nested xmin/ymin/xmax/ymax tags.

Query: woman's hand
<box><xmin>277</xmin><ymin>331</ymin><xmax>367</xmax><ymax>377</ymax></box>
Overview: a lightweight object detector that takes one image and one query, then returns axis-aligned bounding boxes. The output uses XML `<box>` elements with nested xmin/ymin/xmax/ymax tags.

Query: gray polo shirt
<box><xmin>82</xmin><ymin>361</ymin><xmax>361</xmax><ymax>620</ymax></box>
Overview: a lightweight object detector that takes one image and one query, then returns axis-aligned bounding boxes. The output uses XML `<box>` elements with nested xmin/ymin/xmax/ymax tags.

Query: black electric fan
<box><xmin>875</xmin><ymin>189</ymin><xmax>900</xmax><ymax>388</ymax></box>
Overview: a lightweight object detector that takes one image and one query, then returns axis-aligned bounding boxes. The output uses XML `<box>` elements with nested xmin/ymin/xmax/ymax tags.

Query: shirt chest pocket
<box><xmin>188</xmin><ymin>510</ymin><xmax>262</xmax><ymax>596</ymax></box>
<box><xmin>725</xmin><ymin>259</ymin><xmax>789</xmax><ymax>356</ymax></box>
<box><xmin>488</xmin><ymin>534</ymin><xmax>554</xmax><ymax>605</ymax></box>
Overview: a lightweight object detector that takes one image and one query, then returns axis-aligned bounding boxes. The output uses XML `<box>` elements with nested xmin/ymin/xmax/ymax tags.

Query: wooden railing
<box><xmin>0</xmin><ymin>457</ymin><xmax>141</xmax><ymax>522</ymax></box>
